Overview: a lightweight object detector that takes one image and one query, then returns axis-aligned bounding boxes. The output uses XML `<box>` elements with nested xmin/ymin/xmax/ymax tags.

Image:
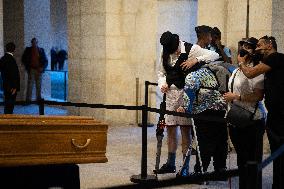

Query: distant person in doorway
<box><xmin>57</xmin><ymin>49</ymin><xmax>67</xmax><ymax>70</ymax></box>
<box><xmin>0</xmin><ymin>42</ymin><xmax>20</xmax><ymax>114</ymax></box>
<box><xmin>22</xmin><ymin>38</ymin><xmax>48</xmax><ymax>102</ymax></box>
<box><xmin>51</xmin><ymin>47</ymin><xmax>58</xmax><ymax>71</ymax></box>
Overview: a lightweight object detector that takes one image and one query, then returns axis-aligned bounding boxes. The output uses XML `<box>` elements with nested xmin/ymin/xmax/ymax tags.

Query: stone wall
<box><xmin>105</xmin><ymin>0</ymin><xmax>157</xmax><ymax>124</ymax></box>
<box><xmin>67</xmin><ymin>0</ymin><xmax>107</xmax><ymax>120</ymax></box>
<box><xmin>272</xmin><ymin>0</ymin><xmax>284</xmax><ymax>53</ymax></box>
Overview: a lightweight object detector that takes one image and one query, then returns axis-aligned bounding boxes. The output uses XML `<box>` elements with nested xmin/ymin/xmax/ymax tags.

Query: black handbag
<box><xmin>227</xmin><ymin>103</ymin><xmax>257</xmax><ymax>128</ymax></box>
<box><xmin>226</xmin><ymin>69</ymin><xmax>258</xmax><ymax>128</ymax></box>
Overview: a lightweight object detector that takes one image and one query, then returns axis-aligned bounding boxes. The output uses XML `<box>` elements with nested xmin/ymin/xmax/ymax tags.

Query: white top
<box><xmin>158</xmin><ymin>41</ymin><xmax>219</xmax><ymax>89</ymax></box>
<box><xmin>228</xmin><ymin>66</ymin><xmax>265</xmax><ymax>120</ymax></box>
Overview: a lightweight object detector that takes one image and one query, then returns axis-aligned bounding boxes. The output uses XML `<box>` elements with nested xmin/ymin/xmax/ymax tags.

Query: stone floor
<box><xmin>0</xmin><ymin>104</ymin><xmax>273</xmax><ymax>189</ymax></box>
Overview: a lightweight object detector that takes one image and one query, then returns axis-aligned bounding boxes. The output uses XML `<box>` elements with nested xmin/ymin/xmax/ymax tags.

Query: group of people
<box><xmin>0</xmin><ymin>37</ymin><xmax>48</xmax><ymax>114</ymax></box>
<box><xmin>156</xmin><ymin>25</ymin><xmax>284</xmax><ymax>189</ymax></box>
<box><xmin>50</xmin><ymin>47</ymin><xmax>68</xmax><ymax>71</ymax></box>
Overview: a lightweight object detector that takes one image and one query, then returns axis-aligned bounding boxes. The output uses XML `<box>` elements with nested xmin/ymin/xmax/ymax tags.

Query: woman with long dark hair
<box><xmin>156</xmin><ymin>30</ymin><xmax>219</xmax><ymax>176</ymax></box>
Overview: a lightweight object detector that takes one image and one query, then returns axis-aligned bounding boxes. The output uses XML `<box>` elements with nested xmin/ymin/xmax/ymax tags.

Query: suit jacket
<box><xmin>21</xmin><ymin>47</ymin><xmax>48</xmax><ymax>72</ymax></box>
<box><xmin>0</xmin><ymin>53</ymin><xmax>20</xmax><ymax>92</ymax></box>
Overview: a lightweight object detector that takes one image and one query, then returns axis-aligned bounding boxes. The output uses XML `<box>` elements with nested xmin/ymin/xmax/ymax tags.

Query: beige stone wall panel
<box><xmin>104</xmin><ymin>0</ymin><xmax>157</xmax><ymax>124</ymax></box>
<box><xmin>106</xmin><ymin>14</ymin><xmax>121</xmax><ymax>36</ymax></box>
<box><xmin>68</xmin><ymin>36</ymin><xmax>81</xmax><ymax>59</ymax></box>
<box><xmin>106</xmin><ymin>0</ymin><xmax>122</xmax><ymax>14</ymax></box>
<box><xmin>67</xmin><ymin>16</ymin><xmax>81</xmax><ymax>37</ymax></box>
<box><xmin>249</xmin><ymin>0</ymin><xmax>272</xmax><ymax>33</ymax></box>
<box><xmin>272</xmin><ymin>0</ymin><xmax>284</xmax><ymax>53</ymax></box>
<box><xmin>67</xmin><ymin>0</ymin><xmax>81</xmax><ymax>16</ymax></box>
<box><xmin>67</xmin><ymin>0</ymin><xmax>106</xmax><ymax>119</ymax></box>
<box><xmin>81</xmin><ymin>36</ymin><xmax>106</xmax><ymax>59</ymax></box>
<box><xmin>198</xmin><ymin>0</ymin><xmax>227</xmax><ymax>42</ymax></box>
<box><xmin>81</xmin><ymin>14</ymin><xmax>106</xmax><ymax>36</ymax></box>
<box><xmin>80</xmin><ymin>0</ymin><xmax>106</xmax><ymax>14</ymax></box>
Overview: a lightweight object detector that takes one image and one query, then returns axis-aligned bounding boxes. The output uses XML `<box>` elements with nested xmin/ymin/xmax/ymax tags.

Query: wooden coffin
<box><xmin>0</xmin><ymin>114</ymin><xmax>108</xmax><ymax>167</ymax></box>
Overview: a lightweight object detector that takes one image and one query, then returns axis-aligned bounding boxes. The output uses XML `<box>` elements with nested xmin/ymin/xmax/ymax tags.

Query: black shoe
<box><xmin>213</xmin><ymin>168</ymin><xmax>228</xmax><ymax>181</ymax></box>
<box><xmin>153</xmin><ymin>163</ymin><xmax>176</xmax><ymax>174</ymax></box>
<box><xmin>187</xmin><ymin>171</ymin><xmax>204</xmax><ymax>185</ymax></box>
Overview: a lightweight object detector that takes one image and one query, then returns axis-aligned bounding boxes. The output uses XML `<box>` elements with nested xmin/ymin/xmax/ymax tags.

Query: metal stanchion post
<box><xmin>130</xmin><ymin>104</ymin><xmax>157</xmax><ymax>183</ymax></box>
<box><xmin>39</xmin><ymin>98</ymin><xmax>45</xmax><ymax>115</ymax></box>
<box><xmin>64</xmin><ymin>71</ymin><xmax>67</xmax><ymax>101</ymax></box>
<box><xmin>246</xmin><ymin>161</ymin><xmax>260</xmax><ymax>189</ymax></box>
<box><xmin>136</xmin><ymin>78</ymin><xmax>139</xmax><ymax>125</ymax></box>
<box><xmin>138</xmin><ymin>81</ymin><xmax>156</xmax><ymax>127</ymax></box>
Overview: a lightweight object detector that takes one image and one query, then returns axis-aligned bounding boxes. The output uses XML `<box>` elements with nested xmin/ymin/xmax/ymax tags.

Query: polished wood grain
<box><xmin>0</xmin><ymin>115</ymin><xmax>108</xmax><ymax>167</ymax></box>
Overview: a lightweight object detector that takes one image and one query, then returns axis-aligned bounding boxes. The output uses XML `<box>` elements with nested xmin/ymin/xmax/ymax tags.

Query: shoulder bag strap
<box><xmin>230</xmin><ymin>68</ymin><xmax>259</xmax><ymax>114</ymax></box>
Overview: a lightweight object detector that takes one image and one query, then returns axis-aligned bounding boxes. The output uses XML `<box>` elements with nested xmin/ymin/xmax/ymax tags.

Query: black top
<box><xmin>0</xmin><ymin>53</ymin><xmax>20</xmax><ymax>91</ymax></box>
<box><xmin>262</xmin><ymin>52</ymin><xmax>284</xmax><ymax>112</ymax></box>
<box><xmin>163</xmin><ymin>42</ymin><xmax>205</xmax><ymax>89</ymax></box>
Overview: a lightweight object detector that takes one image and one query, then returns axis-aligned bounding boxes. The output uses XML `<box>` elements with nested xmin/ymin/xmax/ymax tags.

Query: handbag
<box><xmin>227</xmin><ymin>103</ymin><xmax>257</xmax><ymax>128</ymax></box>
<box><xmin>226</xmin><ymin>69</ymin><xmax>258</xmax><ymax>128</ymax></box>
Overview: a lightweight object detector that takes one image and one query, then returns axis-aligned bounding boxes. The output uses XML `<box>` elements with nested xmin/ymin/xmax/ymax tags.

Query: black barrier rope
<box><xmin>1</xmin><ymin>99</ymin><xmax>226</xmax><ymax>123</ymax></box>
<box><xmin>44</xmin><ymin>100</ymin><xmax>143</xmax><ymax>111</ymax></box>
<box><xmin>2</xmin><ymin>81</ymin><xmax>284</xmax><ymax>188</ymax></box>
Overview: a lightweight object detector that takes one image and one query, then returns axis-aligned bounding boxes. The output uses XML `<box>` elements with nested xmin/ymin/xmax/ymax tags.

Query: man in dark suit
<box><xmin>22</xmin><ymin>38</ymin><xmax>48</xmax><ymax>102</ymax></box>
<box><xmin>0</xmin><ymin>42</ymin><xmax>20</xmax><ymax>114</ymax></box>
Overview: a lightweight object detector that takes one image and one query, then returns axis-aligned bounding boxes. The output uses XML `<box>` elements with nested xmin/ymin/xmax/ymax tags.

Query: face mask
<box><xmin>239</xmin><ymin>49</ymin><xmax>249</xmax><ymax>57</ymax></box>
<box><xmin>252</xmin><ymin>50</ymin><xmax>264</xmax><ymax>63</ymax></box>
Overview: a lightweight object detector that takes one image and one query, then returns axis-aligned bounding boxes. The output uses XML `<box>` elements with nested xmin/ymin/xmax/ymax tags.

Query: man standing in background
<box><xmin>22</xmin><ymin>38</ymin><xmax>48</xmax><ymax>102</ymax></box>
<box><xmin>0</xmin><ymin>42</ymin><xmax>20</xmax><ymax>114</ymax></box>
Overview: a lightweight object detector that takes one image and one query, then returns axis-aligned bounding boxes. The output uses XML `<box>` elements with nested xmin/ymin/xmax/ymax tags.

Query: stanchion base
<box><xmin>130</xmin><ymin>174</ymin><xmax>157</xmax><ymax>183</ymax></box>
<box><xmin>137</xmin><ymin>123</ymin><xmax>155</xmax><ymax>127</ymax></box>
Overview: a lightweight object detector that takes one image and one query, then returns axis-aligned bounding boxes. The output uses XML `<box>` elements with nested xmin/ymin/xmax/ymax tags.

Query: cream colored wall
<box><xmin>228</xmin><ymin>0</ymin><xmax>272</xmax><ymax>63</ymax></box>
<box><xmin>272</xmin><ymin>0</ymin><xmax>284</xmax><ymax>53</ymax></box>
<box><xmin>198</xmin><ymin>0</ymin><xmax>228</xmax><ymax>42</ymax></box>
<box><xmin>67</xmin><ymin>0</ymin><xmax>158</xmax><ymax>124</ymax></box>
<box><xmin>105</xmin><ymin>0</ymin><xmax>157</xmax><ymax>124</ymax></box>
<box><xmin>67</xmin><ymin>0</ymin><xmax>106</xmax><ymax>119</ymax></box>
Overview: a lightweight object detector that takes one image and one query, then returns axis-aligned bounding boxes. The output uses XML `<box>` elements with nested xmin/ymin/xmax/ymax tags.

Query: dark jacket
<box><xmin>21</xmin><ymin>47</ymin><xmax>48</xmax><ymax>72</ymax></box>
<box><xmin>0</xmin><ymin>53</ymin><xmax>20</xmax><ymax>91</ymax></box>
<box><xmin>163</xmin><ymin>42</ymin><xmax>205</xmax><ymax>89</ymax></box>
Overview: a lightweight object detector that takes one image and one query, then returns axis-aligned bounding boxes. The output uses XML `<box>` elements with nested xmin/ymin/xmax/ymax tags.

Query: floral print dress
<box><xmin>183</xmin><ymin>67</ymin><xmax>227</xmax><ymax>114</ymax></box>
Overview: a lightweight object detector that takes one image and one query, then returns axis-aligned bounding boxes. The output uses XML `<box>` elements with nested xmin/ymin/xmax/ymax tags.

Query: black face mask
<box><xmin>252</xmin><ymin>50</ymin><xmax>264</xmax><ymax>64</ymax></box>
<box><xmin>239</xmin><ymin>49</ymin><xmax>249</xmax><ymax>57</ymax></box>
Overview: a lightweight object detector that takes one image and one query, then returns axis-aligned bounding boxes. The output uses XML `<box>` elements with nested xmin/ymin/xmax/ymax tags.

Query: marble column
<box><xmin>67</xmin><ymin>0</ymin><xmax>107</xmax><ymax>120</ymax></box>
